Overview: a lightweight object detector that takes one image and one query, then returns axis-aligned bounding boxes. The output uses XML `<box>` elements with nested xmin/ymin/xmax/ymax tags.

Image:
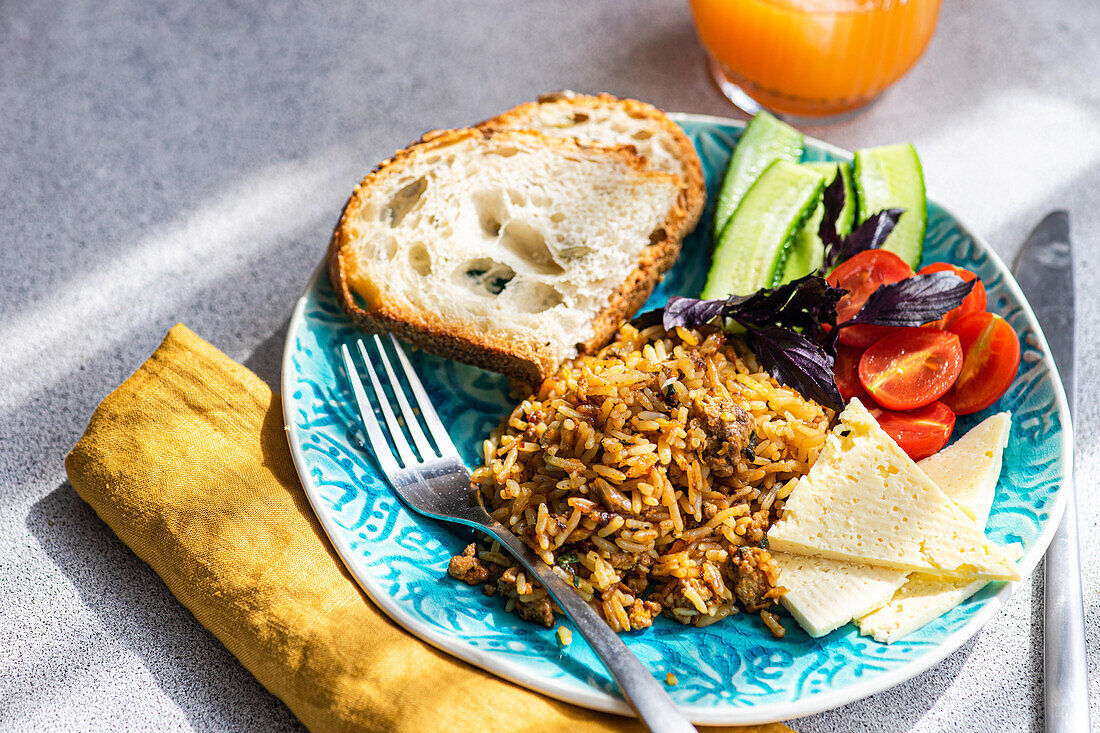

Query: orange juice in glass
<box><xmin>689</xmin><ymin>0</ymin><xmax>941</xmax><ymax>119</ymax></box>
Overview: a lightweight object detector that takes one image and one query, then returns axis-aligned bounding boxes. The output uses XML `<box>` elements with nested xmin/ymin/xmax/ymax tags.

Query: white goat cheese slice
<box><xmin>771</xmin><ymin>553</ymin><xmax>908</xmax><ymax>638</ymax></box>
<box><xmin>917</xmin><ymin>412</ymin><xmax>1011</xmax><ymax>527</ymax></box>
<box><xmin>856</xmin><ymin>543</ymin><xmax>1023</xmax><ymax>643</ymax></box>
<box><xmin>767</xmin><ymin>399</ymin><xmax>1019</xmax><ymax>581</ymax></box>
<box><xmin>855</xmin><ymin>572</ymin><xmax>985</xmax><ymax>643</ymax></box>
<box><xmin>856</xmin><ymin>415</ymin><xmax>1015</xmax><ymax>642</ymax></box>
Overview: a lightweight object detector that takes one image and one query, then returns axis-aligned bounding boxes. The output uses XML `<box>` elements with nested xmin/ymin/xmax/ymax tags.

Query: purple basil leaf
<box><xmin>663</xmin><ymin>296</ymin><xmax>728</xmax><ymax>331</ymax></box>
<box><xmin>846</xmin><ymin>208</ymin><xmax>904</xmax><ymax>254</ymax></box>
<box><xmin>745</xmin><ymin>326</ymin><xmax>843</xmax><ymax>412</ymax></box>
<box><xmin>766</xmin><ymin>276</ymin><xmax>845</xmax><ymax>341</ymax></box>
<box><xmin>817</xmin><ymin>172</ymin><xmax>847</xmax><ymax>262</ymax></box>
<box><xmin>843</xmin><ymin>271</ymin><xmax>976</xmax><ymax>328</ymax></box>
<box><xmin>821</xmin><ymin>207</ymin><xmax>906</xmax><ymax>272</ymax></box>
<box><xmin>726</xmin><ymin>275</ymin><xmax>844</xmax><ymax>345</ymax></box>
<box><xmin>823</xmin><ymin>208</ymin><xmax>905</xmax><ymax>271</ymax></box>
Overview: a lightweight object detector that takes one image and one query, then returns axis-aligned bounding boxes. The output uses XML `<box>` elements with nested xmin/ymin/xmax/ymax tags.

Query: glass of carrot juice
<box><xmin>688</xmin><ymin>0</ymin><xmax>942</xmax><ymax>119</ymax></box>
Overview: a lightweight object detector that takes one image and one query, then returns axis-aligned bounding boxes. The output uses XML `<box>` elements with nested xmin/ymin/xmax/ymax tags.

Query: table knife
<box><xmin>1012</xmin><ymin>210</ymin><xmax>1090</xmax><ymax>732</ymax></box>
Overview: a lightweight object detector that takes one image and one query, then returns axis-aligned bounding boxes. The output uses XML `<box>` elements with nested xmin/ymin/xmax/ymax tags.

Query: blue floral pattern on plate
<box><xmin>281</xmin><ymin>114</ymin><xmax>1070</xmax><ymax>724</ymax></box>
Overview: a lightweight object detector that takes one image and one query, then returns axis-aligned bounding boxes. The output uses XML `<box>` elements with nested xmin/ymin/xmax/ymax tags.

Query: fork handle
<box><xmin>481</xmin><ymin>519</ymin><xmax>698</xmax><ymax>733</ymax></box>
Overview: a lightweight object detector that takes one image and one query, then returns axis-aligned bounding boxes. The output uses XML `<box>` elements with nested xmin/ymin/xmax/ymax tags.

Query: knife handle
<box><xmin>1044</xmin><ymin>479</ymin><xmax>1092</xmax><ymax>732</ymax></box>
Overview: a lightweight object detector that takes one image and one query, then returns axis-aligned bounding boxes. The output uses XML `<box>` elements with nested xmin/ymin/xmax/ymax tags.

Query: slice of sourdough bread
<box><xmin>328</xmin><ymin>127</ymin><xmax>688</xmax><ymax>382</ymax></box>
<box><xmin>479</xmin><ymin>92</ymin><xmax>706</xmax><ymax>234</ymax></box>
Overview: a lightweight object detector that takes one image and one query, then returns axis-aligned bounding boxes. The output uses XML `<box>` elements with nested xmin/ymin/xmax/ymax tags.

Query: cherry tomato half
<box><xmin>828</xmin><ymin>249</ymin><xmax>915</xmax><ymax>323</ymax></box>
<box><xmin>858</xmin><ymin>328</ymin><xmax>963</xmax><ymax>410</ymax></box>
<box><xmin>941</xmin><ymin>311</ymin><xmax>1020</xmax><ymax>415</ymax></box>
<box><xmin>833</xmin><ymin>343</ymin><xmax>869</xmax><ymax>402</ymax></box>
<box><xmin>918</xmin><ymin>262</ymin><xmax>987</xmax><ymax>328</ymax></box>
<box><xmin>869</xmin><ymin>402</ymin><xmax>957</xmax><ymax>461</ymax></box>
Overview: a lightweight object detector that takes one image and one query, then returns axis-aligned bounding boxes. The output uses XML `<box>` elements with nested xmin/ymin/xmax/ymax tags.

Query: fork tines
<box><xmin>340</xmin><ymin>334</ymin><xmax>456</xmax><ymax>470</ymax></box>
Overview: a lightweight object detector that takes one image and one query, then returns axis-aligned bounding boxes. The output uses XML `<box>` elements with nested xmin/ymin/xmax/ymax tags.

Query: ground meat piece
<box><xmin>692</xmin><ymin>393</ymin><xmax>754</xmax><ymax>450</ymax></box>
<box><xmin>628</xmin><ymin>599</ymin><xmax>662</xmax><ymax>629</ymax></box>
<box><xmin>448</xmin><ymin>543</ymin><xmax>490</xmax><ymax>585</ymax></box>
<box><xmin>481</xmin><ymin>559</ymin><xmax>508</xmax><ymax>595</ymax></box>
<box><xmin>516</xmin><ymin>596</ymin><xmax>555</xmax><ymax>628</ymax></box>
<box><xmin>704</xmin><ymin>454</ymin><xmax>738</xmax><ymax>479</ymax></box>
<box><xmin>574</xmin><ymin>398</ymin><xmax>602</xmax><ymax>422</ymax></box>
<box><xmin>690</xmin><ymin>393</ymin><xmax>754</xmax><ymax>476</ymax></box>
<box><xmin>606</xmin><ymin>550</ymin><xmax>638</xmax><ymax>571</ymax></box>
<box><xmin>727</xmin><ymin>546</ymin><xmax>782</xmax><ymax>612</ymax></box>
<box><xmin>621</xmin><ymin>572</ymin><xmax>649</xmax><ymax>596</ymax></box>
<box><xmin>493</xmin><ymin>566</ymin><xmax>556</xmax><ymax>627</ymax></box>
<box><xmin>496</xmin><ymin>566</ymin><xmax>522</xmax><ymax>597</ymax></box>
<box><xmin>632</xmin><ymin>553</ymin><xmax>654</xmax><ymax>575</ymax></box>
<box><xmin>484</xmin><ymin>559</ymin><xmax>507</xmax><ymax>584</ymax></box>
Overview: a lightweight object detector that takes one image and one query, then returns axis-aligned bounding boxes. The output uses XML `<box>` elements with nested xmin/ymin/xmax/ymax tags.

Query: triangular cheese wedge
<box><xmin>772</xmin><ymin>553</ymin><xmax>908</xmax><ymax>637</ymax></box>
<box><xmin>855</xmin><ymin>573</ymin><xmax>985</xmax><ymax>643</ymax></box>
<box><xmin>857</xmin><ymin>415</ymin><xmax>1016</xmax><ymax>643</ymax></box>
<box><xmin>767</xmin><ymin>399</ymin><xmax>1019</xmax><ymax>581</ymax></box>
<box><xmin>918</xmin><ymin>412</ymin><xmax>1011</xmax><ymax>527</ymax></box>
<box><xmin>857</xmin><ymin>543</ymin><xmax>1023</xmax><ymax>643</ymax></box>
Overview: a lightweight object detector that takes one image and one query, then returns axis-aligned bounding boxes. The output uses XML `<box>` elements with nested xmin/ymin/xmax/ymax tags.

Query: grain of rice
<box><xmin>616</xmin><ymin>539</ymin><xmax>649</xmax><ymax>553</ymax></box>
<box><xmin>761</xmin><ymin>609</ymin><xmax>786</xmax><ymax>638</ymax></box>
<box><xmin>596</xmin><ymin>515</ymin><xmax>625</xmax><ymax>537</ymax></box>
<box><xmin>694</xmin><ymin>604</ymin><xmax>734</xmax><ymax>628</ymax></box>
<box><xmin>777</xmin><ymin>477</ymin><xmax>800</xmax><ymax>500</ymax></box>
<box><xmin>591</xmin><ymin>535</ymin><xmax>618</xmax><ymax>555</ymax></box>
<box><xmin>593</xmin><ymin>464</ymin><xmax>627</xmax><ymax>483</ymax></box>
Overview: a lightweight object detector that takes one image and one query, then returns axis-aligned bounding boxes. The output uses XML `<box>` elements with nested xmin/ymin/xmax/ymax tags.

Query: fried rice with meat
<box><xmin>448</xmin><ymin>322</ymin><xmax>832</xmax><ymax>634</ymax></box>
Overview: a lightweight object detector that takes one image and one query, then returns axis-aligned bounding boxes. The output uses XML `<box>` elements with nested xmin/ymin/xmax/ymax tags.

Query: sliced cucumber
<box><xmin>702</xmin><ymin>160</ymin><xmax>826</xmax><ymax>299</ymax></box>
<box><xmin>853</xmin><ymin>143</ymin><xmax>927</xmax><ymax>269</ymax></box>
<box><xmin>712</xmin><ymin>111</ymin><xmax>804</xmax><ymax>240</ymax></box>
<box><xmin>782</xmin><ymin>161</ymin><xmax>856</xmax><ymax>282</ymax></box>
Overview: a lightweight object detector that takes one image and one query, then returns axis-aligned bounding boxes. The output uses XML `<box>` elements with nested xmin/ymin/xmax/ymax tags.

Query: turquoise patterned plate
<box><xmin>281</xmin><ymin>114</ymin><xmax>1071</xmax><ymax>725</ymax></box>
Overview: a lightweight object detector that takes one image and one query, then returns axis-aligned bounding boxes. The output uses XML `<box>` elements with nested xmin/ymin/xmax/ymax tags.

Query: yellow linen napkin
<box><xmin>65</xmin><ymin>324</ymin><xmax>792</xmax><ymax>733</ymax></box>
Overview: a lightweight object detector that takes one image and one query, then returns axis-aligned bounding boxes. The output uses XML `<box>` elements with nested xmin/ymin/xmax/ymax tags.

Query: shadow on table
<box><xmin>25</xmin><ymin>483</ymin><xmax>305</xmax><ymax>733</ymax></box>
<box><xmin>605</xmin><ymin>13</ymin><xmax>738</xmax><ymax>116</ymax></box>
<box><xmin>243</xmin><ymin>316</ymin><xmax>292</xmax><ymax>389</ymax></box>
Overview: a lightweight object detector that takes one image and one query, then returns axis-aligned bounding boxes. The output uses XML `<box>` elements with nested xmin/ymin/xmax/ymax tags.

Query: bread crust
<box><xmin>328</xmin><ymin>125</ymin><xmax>689</xmax><ymax>383</ymax></box>
<box><xmin>476</xmin><ymin>92</ymin><xmax>706</xmax><ymax>237</ymax></box>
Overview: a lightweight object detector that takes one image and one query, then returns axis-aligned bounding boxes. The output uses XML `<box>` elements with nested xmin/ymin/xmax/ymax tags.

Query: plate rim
<box><xmin>281</xmin><ymin>112</ymin><xmax>1073</xmax><ymax>725</ymax></box>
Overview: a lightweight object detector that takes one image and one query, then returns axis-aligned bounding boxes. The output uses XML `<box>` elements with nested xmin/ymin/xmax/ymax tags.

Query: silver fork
<box><xmin>340</xmin><ymin>334</ymin><xmax>698</xmax><ymax>733</ymax></box>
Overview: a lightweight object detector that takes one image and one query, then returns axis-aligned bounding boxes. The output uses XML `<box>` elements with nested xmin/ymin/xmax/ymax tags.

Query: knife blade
<box><xmin>1011</xmin><ymin>210</ymin><xmax>1090</xmax><ymax>733</ymax></box>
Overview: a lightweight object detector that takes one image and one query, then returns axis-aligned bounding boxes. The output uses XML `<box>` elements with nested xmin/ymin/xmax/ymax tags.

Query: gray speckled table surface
<box><xmin>2</xmin><ymin>1</ymin><xmax>1098</xmax><ymax>730</ymax></box>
